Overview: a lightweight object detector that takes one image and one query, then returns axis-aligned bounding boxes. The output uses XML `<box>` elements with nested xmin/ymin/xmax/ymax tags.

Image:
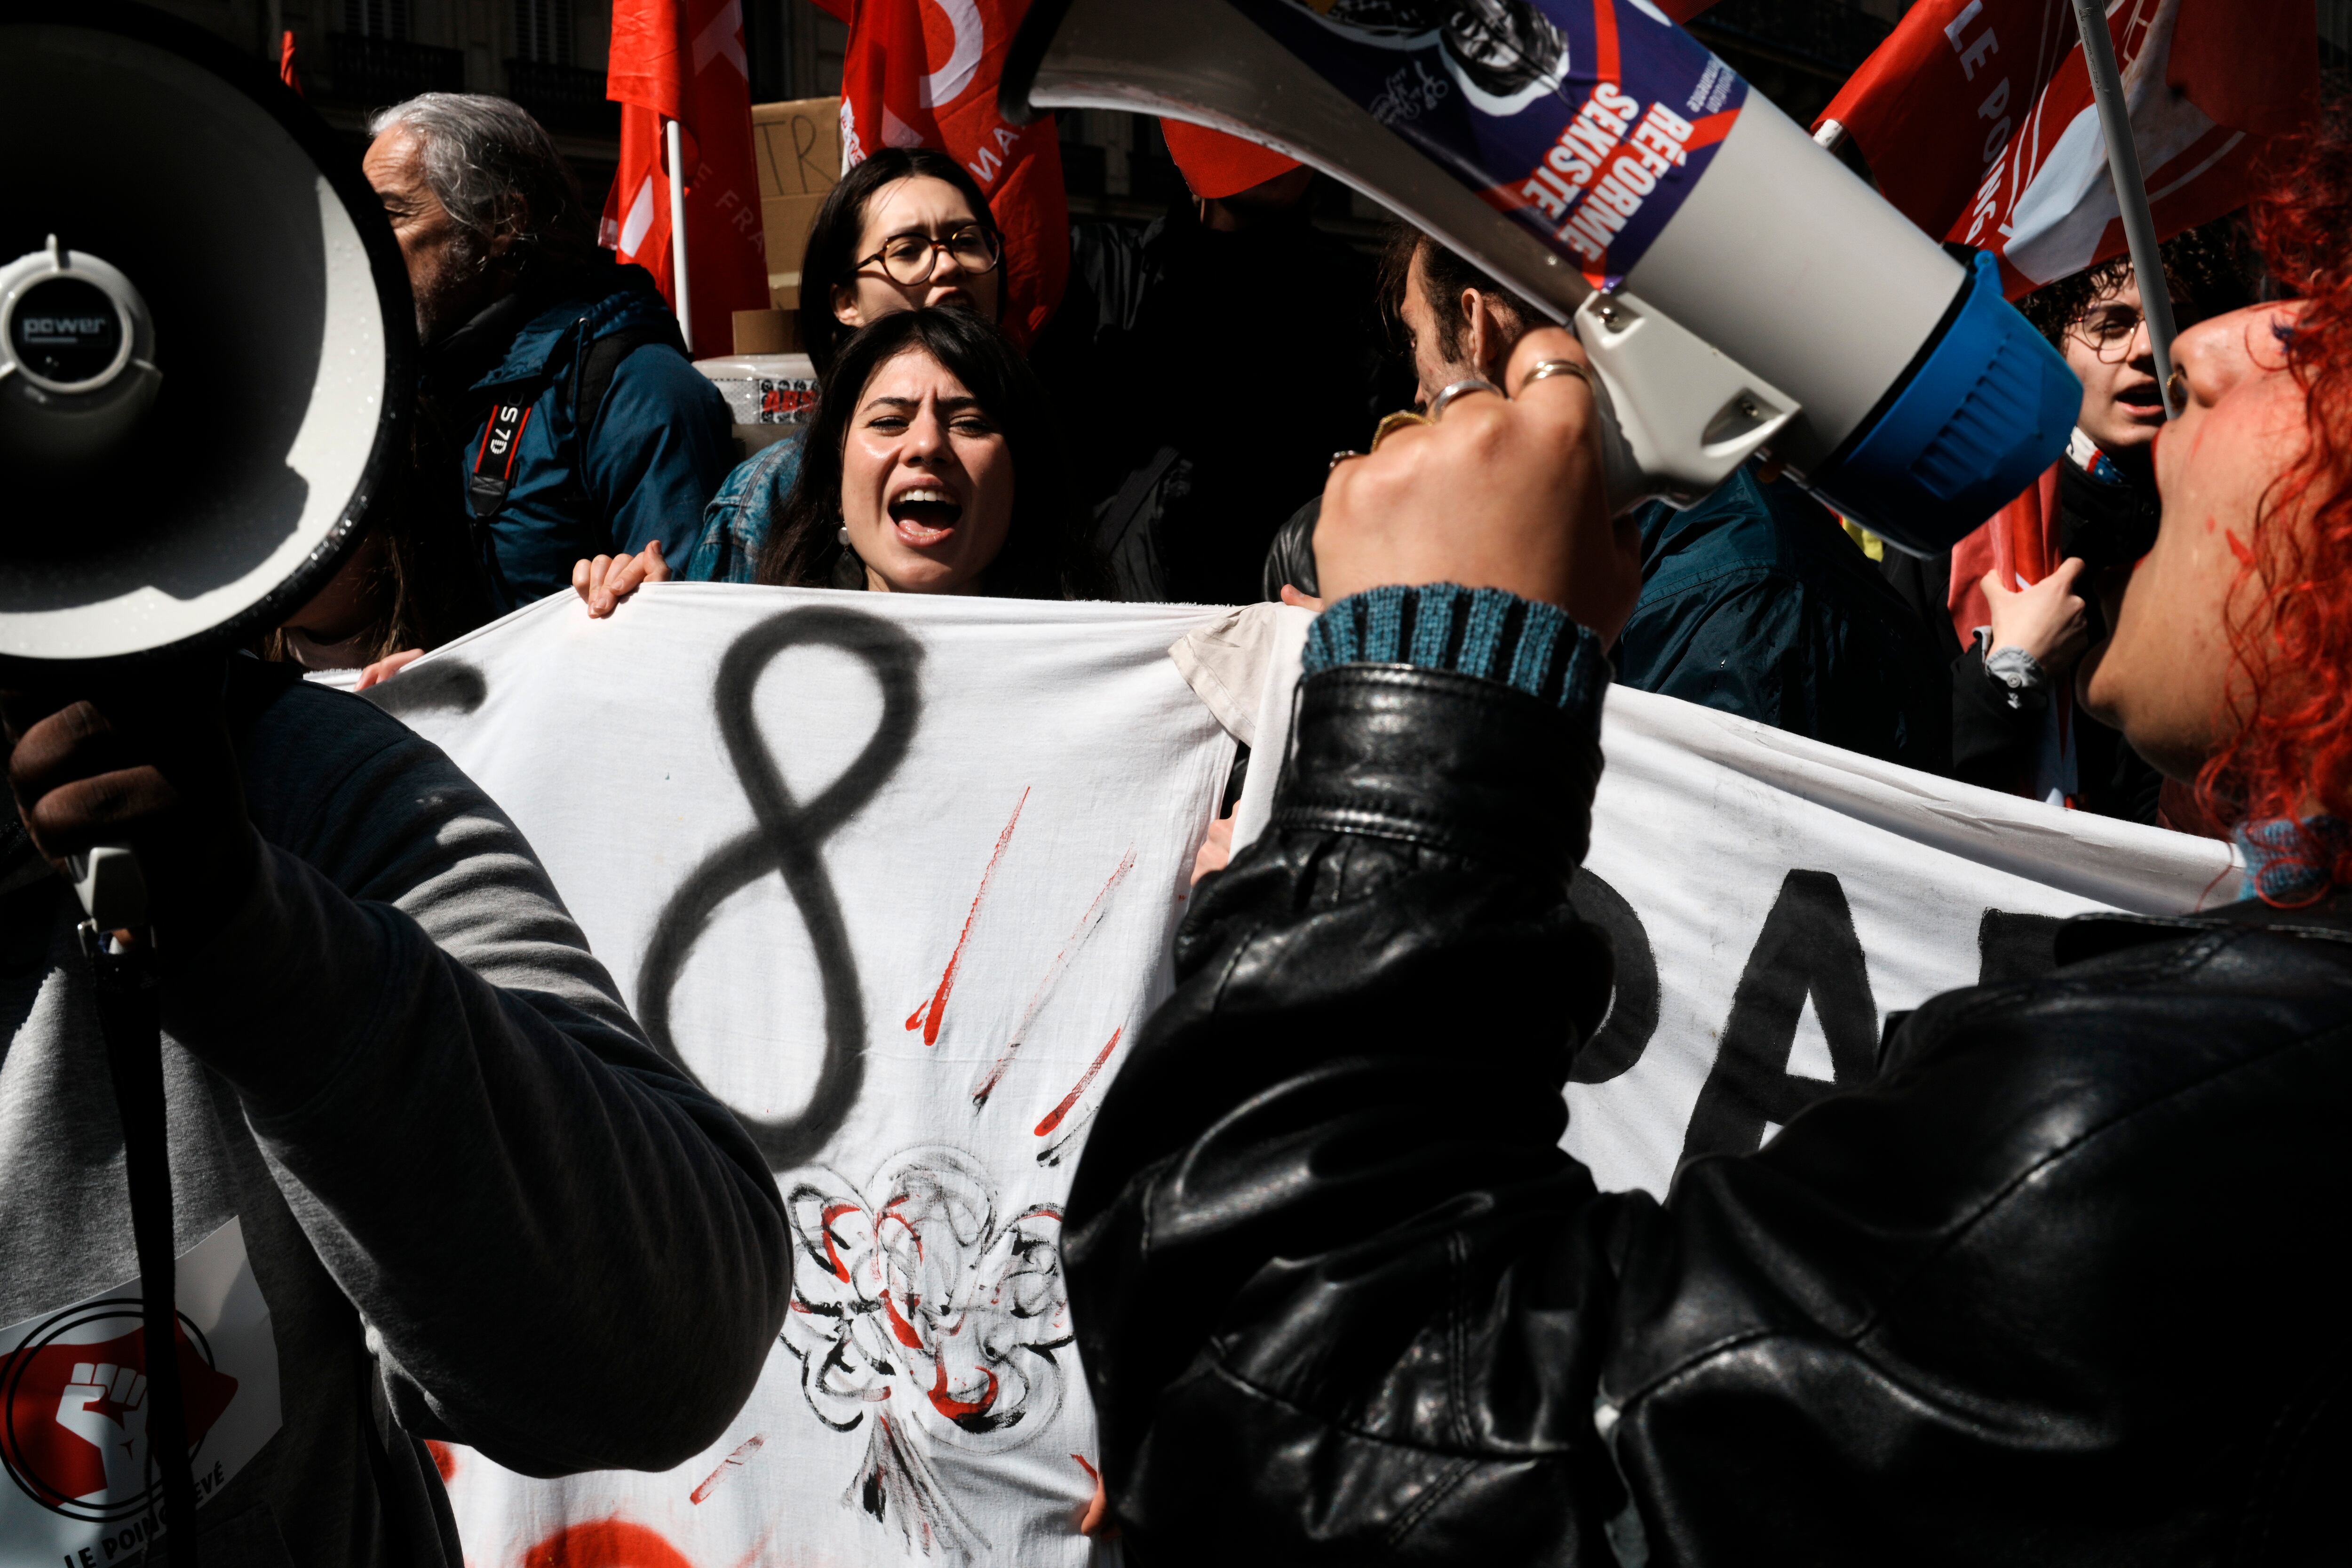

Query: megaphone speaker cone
<box><xmin>0</xmin><ymin>0</ymin><xmax>415</xmax><ymax>671</ymax></box>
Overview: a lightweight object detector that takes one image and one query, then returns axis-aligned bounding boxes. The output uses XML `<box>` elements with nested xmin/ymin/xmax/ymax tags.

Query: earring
<box><xmin>837</xmin><ymin>524</ymin><xmax>850</xmax><ymax>545</ymax></box>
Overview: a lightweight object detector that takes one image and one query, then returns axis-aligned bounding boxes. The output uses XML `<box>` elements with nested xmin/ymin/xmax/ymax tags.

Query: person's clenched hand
<box><xmin>2</xmin><ymin>663</ymin><xmax>261</xmax><ymax>934</ymax></box>
<box><xmin>1316</xmin><ymin>327</ymin><xmax>1642</xmax><ymax>644</ymax></box>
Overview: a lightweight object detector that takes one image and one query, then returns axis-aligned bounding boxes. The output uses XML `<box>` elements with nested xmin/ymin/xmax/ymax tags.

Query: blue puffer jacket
<box><xmin>425</xmin><ymin>262</ymin><xmax>734</xmax><ymax>610</ymax></box>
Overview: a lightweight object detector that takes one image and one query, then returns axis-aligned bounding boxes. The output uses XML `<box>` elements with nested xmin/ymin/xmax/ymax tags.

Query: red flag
<box><xmin>602</xmin><ymin>0</ymin><xmax>771</xmax><ymax>359</ymax></box>
<box><xmin>1159</xmin><ymin>120</ymin><xmax>1301</xmax><ymax>201</ymax></box>
<box><xmin>1818</xmin><ymin>0</ymin><xmax>2315</xmax><ymax>298</ymax></box>
<box><xmin>839</xmin><ymin>0</ymin><xmax>1067</xmax><ymax>345</ymax></box>
<box><xmin>278</xmin><ymin>29</ymin><xmax>302</xmax><ymax>95</ymax></box>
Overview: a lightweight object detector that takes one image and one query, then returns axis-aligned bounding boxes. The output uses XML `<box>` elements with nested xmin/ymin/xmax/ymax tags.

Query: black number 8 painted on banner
<box><xmin>635</xmin><ymin>605</ymin><xmax>924</xmax><ymax>1170</ymax></box>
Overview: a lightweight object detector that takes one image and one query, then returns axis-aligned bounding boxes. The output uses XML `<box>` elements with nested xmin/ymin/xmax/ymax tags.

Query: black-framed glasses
<box><xmin>857</xmin><ymin>224</ymin><xmax>1002</xmax><ymax>287</ymax></box>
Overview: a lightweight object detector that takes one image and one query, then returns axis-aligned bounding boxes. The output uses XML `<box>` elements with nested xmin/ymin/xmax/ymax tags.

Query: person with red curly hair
<box><xmin>2083</xmin><ymin>124</ymin><xmax>2352</xmax><ymax>903</ymax></box>
<box><xmin>1056</xmin><ymin>119</ymin><xmax>2352</xmax><ymax>1563</ymax></box>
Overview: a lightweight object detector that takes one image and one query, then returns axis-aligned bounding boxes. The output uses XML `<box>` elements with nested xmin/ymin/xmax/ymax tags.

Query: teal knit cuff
<box><xmin>1302</xmin><ymin>585</ymin><xmax>1610</xmax><ymax>732</ymax></box>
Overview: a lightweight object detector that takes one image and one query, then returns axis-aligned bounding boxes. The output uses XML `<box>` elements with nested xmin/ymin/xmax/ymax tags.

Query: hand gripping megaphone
<box><xmin>1002</xmin><ymin>0</ymin><xmax>2081</xmax><ymax>556</ymax></box>
<box><xmin>0</xmin><ymin>8</ymin><xmax>411</xmax><ymax>1561</ymax></box>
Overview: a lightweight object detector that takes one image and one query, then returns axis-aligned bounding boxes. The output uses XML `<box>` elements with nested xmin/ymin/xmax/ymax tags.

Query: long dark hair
<box><xmin>800</xmin><ymin>147</ymin><xmax>1002</xmax><ymax>376</ymax></box>
<box><xmin>755</xmin><ymin>309</ymin><xmax>1104</xmax><ymax>600</ymax></box>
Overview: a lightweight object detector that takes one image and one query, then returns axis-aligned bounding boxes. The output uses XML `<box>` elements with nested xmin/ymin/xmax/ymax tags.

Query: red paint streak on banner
<box><xmin>879</xmin><ymin>1194</ymin><xmax>926</xmax><ymax>1263</ymax></box>
<box><xmin>972</xmin><ymin>847</ymin><xmax>1137</xmax><ymax>1109</ymax></box>
<box><xmin>1035</xmin><ymin>1027</ymin><xmax>1123</xmax><ymax>1138</ymax></box>
<box><xmin>906</xmin><ymin>788</ymin><xmax>1031</xmax><ymax>1045</ymax></box>
<box><xmin>524</xmin><ymin>1518</ymin><xmax>698</xmax><ymax>1568</ymax></box>
<box><xmin>689</xmin><ymin>1433</ymin><xmax>766</xmax><ymax>1504</ymax></box>
<box><xmin>927</xmin><ymin>1359</ymin><xmax>1001</xmax><ymax>1422</ymax></box>
<box><xmin>1593</xmin><ymin>0</ymin><xmax>1620</xmax><ymax>84</ymax></box>
<box><xmin>885</xmin><ymin>1290</ymin><xmax>927</xmax><ymax>1351</ymax></box>
<box><xmin>1073</xmin><ymin>1453</ymin><xmax>1099</xmax><ymax>1482</ymax></box>
<box><xmin>820</xmin><ymin>1201</ymin><xmax>858</xmax><ymax>1281</ymax></box>
<box><xmin>425</xmin><ymin>1439</ymin><xmax>459</xmax><ymax>1482</ymax></box>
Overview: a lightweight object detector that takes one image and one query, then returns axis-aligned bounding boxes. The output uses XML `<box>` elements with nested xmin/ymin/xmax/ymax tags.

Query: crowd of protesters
<box><xmin>6</xmin><ymin>48</ymin><xmax>2350</xmax><ymax>1568</ymax></box>
<box><xmin>318</xmin><ymin>88</ymin><xmax>2275</xmax><ymax>840</ymax></box>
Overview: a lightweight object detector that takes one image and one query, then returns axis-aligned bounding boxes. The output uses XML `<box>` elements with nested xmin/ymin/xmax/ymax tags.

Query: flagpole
<box><xmin>665</xmin><ymin>115</ymin><xmax>693</xmax><ymax>350</ymax></box>
<box><xmin>2068</xmin><ymin>0</ymin><xmax>2180</xmax><ymax>418</ymax></box>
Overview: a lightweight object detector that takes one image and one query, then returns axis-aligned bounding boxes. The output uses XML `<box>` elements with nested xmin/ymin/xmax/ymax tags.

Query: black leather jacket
<box><xmin>1066</xmin><ymin>663</ymin><xmax>2348</xmax><ymax>1564</ymax></box>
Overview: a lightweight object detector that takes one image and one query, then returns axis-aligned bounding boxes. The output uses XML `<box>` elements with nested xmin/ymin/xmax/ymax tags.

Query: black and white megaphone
<box><xmin>0</xmin><ymin>0</ymin><xmax>414</xmax><ymax>673</ymax></box>
<box><xmin>1003</xmin><ymin>0</ymin><xmax>2081</xmax><ymax>556</ymax></box>
<box><xmin>0</xmin><ymin>9</ymin><xmax>410</xmax><ymax>1562</ymax></box>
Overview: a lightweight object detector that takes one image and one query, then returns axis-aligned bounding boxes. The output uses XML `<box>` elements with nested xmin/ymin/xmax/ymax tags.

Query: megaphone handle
<box><xmin>81</xmin><ymin>915</ymin><xmax>202</xmax><ymax>1567</ymax></box>
<box><xmin>70</xmin><ymin>842</ymin><xmax>149</xmax><ymax>933</ymax></box>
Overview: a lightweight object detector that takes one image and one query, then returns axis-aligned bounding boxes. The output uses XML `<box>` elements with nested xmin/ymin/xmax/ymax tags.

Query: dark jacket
<box><xmin>1030</xmin><ymin>202</ymin><xmax>1403</xmax><ymax>605</ymax></box>
<box><xmin>1066</xmin><ymin>628</ymin><xmax>2345</xmax><ymax>1562</ymax></box>
<box><xmin>1949</xmin><ymin>459</ymin><xmax>2167</xmax><ymax>819</ymax></box>
<box><xmin>0</xmin><ymin>659</ymin><xmax>787</xmax><ymax>1563</ymax></box>
<box><xmin>1951</xmin><ymin>636</ymin><xmax>2164</xmax><ymax>818</ymax></box>
<box><xmin>1620</xmin><ymin>470</ymin><xmax>1952</xmax><ymax>772</ymax></box>
<box><xmin>1265</xmin><ymin>476</ymin><xmax>1954</xmax><ymax>770</ymax></box>
<box><xmin>422</xmin><ymin>261</ymin><xmax>734</xmax><ymax>611</ymax></box>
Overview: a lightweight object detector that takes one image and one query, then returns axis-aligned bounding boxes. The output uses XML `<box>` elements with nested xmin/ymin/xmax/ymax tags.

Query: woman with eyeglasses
<box><xmin>799</xmin><ymin>147</ymin><xmax>1007</xmax><ymax>379</ymax></box>
<box><xmin>574</xmin><ymin>148</ymin><xmax>1011</xmax><ymax>600</ymax></box>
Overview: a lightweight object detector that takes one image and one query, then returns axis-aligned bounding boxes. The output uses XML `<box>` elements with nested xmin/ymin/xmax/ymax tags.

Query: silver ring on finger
<box><xmin>1427</xmin><ymin>376</ymin><xmax>1502</xmax><ymax>422</ymax></box>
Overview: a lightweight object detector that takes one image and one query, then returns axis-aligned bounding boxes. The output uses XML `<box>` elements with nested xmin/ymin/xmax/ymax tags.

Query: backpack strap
<box><xmin>570</xmin><ymin>318</ymin><xmax>691</xmax><ymax>446</ymax></box>
<box><xmin>465</xmin><ymin>318</ymin><xmax>691</xmax><ymax>524</ymax></box>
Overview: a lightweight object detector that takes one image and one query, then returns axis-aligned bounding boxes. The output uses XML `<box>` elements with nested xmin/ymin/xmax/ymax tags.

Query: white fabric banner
<box><xmin>371</xmin><ymin>590</ymin><xmax>2236</xmax><ymax>1568</ymax></box>
<box><xmin>381</xmin><ymin>588</ymin><xmax>1234</xmax><ymax>1568</ymax></box>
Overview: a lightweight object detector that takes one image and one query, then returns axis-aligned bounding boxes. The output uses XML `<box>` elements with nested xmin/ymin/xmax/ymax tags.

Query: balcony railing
<box><xmin>324</xmin><ymin>33</ymin><xmax>467</xmax><ymax>108</ymax></box>
<box><xmin>505</xmin><ymin>59</ymin><xmax>620</xmax><ymax>137</ymax></box>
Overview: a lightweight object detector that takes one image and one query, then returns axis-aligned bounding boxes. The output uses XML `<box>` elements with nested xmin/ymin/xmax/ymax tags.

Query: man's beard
<box><xmin>414</xmin><ymin>234</ymin><xmax>493</xmax><ymax>346</ymax></box>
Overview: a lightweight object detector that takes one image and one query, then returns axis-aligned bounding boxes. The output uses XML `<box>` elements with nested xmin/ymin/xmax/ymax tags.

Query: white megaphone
<box><xmin>0</xmin><ymin>0</ymin><xmax>414</xmax><ymax>670</ymax></box>
<box><xmin>1</xmin><ymin>13</ymin><xmax>412</xmax><ymax>1563</ymax></box>
<box><xmin>1002</xmin><ymin>0</ymin><xmax>2081</xmax><ymax>556</ymax></box>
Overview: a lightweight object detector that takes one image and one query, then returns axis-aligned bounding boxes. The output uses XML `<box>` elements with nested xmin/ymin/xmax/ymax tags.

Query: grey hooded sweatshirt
<box><xmin>0</xmin><ymin>661</ymin><xmax>789</xmax><ymax>1566</ymax></box>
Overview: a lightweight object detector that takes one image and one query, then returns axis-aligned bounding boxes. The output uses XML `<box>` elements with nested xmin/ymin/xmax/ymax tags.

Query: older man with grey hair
<box><xmin>363</xmin><ymin>93</ymin><xmax>732</xmax><ymax>612</ymax></box>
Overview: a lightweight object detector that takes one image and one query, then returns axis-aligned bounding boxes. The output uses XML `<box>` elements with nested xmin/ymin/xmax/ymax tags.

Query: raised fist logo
<box><xmin>0</xmin><ymin>1308</ymin><xmax>242</xmax><ymax>1521</ymax></box>
<box><xmin>55</xmin><ymin>1362</ymin><xmax>150</xmax><ymax>1499</ymax></box>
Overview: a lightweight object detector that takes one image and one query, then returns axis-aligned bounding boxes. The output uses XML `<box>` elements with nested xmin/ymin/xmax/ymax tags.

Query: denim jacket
<box><xmin>683</xmin><ymin>430</ymin><xmax>805</xmax><ymax>583</ymax></box>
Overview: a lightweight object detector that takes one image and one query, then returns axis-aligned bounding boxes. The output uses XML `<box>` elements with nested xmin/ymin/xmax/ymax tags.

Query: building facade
<box><xmin>134</xmin><ymin>0</ymin><xmax>2340</xmax><ymax>259</ymax></box>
